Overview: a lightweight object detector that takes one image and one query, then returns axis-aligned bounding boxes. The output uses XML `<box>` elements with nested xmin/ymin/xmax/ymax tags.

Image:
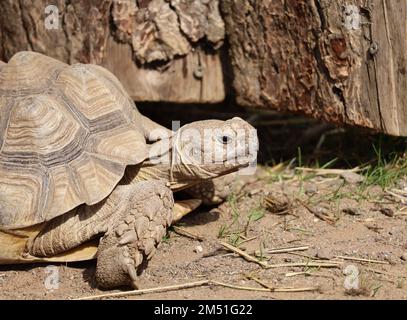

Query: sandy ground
<box><xmin>1</xmin><ymin>104</ymin><xmax>406</xmax><ymax>300</ymax></box>
<box><xmin>1</xmin><ymin>167</ymin><xmax>406</xmax><ymax>300</ymax></box>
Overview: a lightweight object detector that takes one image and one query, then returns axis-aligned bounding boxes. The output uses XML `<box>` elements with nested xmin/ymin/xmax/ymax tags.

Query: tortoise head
<box><xmin>148</xmin><ymin>117</ymin><xmax>258</xmax><ymax>188</ymax></box>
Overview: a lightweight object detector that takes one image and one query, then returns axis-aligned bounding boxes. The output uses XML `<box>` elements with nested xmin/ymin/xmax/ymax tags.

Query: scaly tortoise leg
<box><xmin>184</xmin><ymin>172</ymin><xmax>245</xmax><ymax>205</ymax></box>
<box><xmin>31</xmin><ymin>180</ymin><xmax>173</xmax><ymax>289</ymax></box>
<box><xmin>95</xmin><ymin>181</ymin><xmax>173</xmax><ymax>289</ymax></box>
<box><xmin>96</xmin><ymin>197</ymin><xmax>202</xmax><ymax>288</ymax></box>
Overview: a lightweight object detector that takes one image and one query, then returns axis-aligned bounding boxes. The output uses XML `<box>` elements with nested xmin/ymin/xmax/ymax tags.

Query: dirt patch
<box><xmin>1</xmin><ymin>167</ymin><xmax>406</xmax><ymax>300</ymax></box>
<box><xmin>1</xmin><ymin>105</ymin><xmax>406</xmax><ymax>300</ymax></box>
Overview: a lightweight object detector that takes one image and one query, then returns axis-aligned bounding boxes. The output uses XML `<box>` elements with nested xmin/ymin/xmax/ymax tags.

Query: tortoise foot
<box><xmin>95</xmin><ymin>181</ymin><xmax>173</xmax><ymax>289</ymax></box>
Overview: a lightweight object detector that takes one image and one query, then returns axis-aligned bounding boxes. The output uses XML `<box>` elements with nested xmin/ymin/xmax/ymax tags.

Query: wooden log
<box><xmin>101</xmin><ymin>35</ymin><xmax>225</xmax><ymax>103</ymax></box>
<box><xmin>1</xmin><ymin>0</ymin><xmax>406</xmax><ymax>136</ymax></box>
<box><xmin>0</xmin><ymin>0</ymin><xmax>225</xmax><ymax>103</ymax></box>
<box><xmin>221</xmin><ymin>0</ymin><xmax>407</xmax><ymax>136</ymax></box>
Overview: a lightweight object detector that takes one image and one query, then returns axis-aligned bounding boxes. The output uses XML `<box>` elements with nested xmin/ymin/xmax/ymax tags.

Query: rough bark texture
<box><xmin>0</xmin><ymin>0</ymin><xmax>225</xmax><ymax>103</ymax></box>
<box><xmin>1</xmin><ymin>1</ymin><xmax>407</xmax><ymax>136</ymax></box>
<box><xmin>112</xmin><ymin>0</ymin><xmax>224</xmax><ymax>64</ymax></box>
<box><xmin>221</xmin><ymin>0</ymin><xmax>407</xmax><ymax>136</ymax></box>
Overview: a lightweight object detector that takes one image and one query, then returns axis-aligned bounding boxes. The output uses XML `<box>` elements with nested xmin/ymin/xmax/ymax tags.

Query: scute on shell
<box><xmin>0</xmin><ymin>52</ymin><xmax>147</xmax><ymax>228</ymax></box>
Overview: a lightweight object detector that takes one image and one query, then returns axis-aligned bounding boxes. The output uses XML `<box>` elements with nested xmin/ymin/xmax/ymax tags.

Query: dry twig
<box><xmin>172</xmin><ymin>226</ymin><xmax>204</xmax><ymax>241</ymax></box>
<box><xmin>335</xmin><ymin>255</ymin><xmax>389</xmax><ymax>265</ymax></box>
<box><xmin>76</xmin><ymin>280</ymin><xmax>210</xmax><ymax>300</ymax></box>
<box><xmin>296</xmin><ymin>198</ymin><xmax>337</xmax><ymax>224</ymax></box>
<box><xmin>266</xmin><ymin>245</ymin><xmax>309</xmax><ymax>254</ymax></box>
<box><xmin>220</xmin><ymin>241</ymin><xmax>269</xmax><ymax>268</ymax></box>
<box><xmin>365</xmin><ymin>267</ymin><xmax>407</xmax><ymax>279</ymax></box>
<box><xmin>267</xmin><ymin>261</ymin><xmax>340</xmax><ymax>269</ymax></box>
<box><xmin>239</xmin><ymin>235</ymin><xmax>260</xmax><ymax>244</ymax></box>
<box><xmin>76</xmin><ymin>279</ymin><xmax>320</xmax><ymax>300</ymax></box>
<box><xmin>295</xmin><ymin>167</ymin><xmax>361</xmax><ymax>175</ymax></box>
<box><xmin>385</xmin><ymin>190</ymin><xmax>406</xmax><ymax>204</ymax></box>
<box><xmin>246</xmin><ymin>275</ymin><xmax>319</xmax><ymax>292</ymax></box>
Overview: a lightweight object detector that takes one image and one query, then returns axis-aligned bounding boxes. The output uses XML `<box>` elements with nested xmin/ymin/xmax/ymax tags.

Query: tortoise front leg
<box><xmin>95</xmin><ymin>181</ymin><xmax>173</xmax><ymax>289</ymax></box>
<box><xmin>184</xmin><ymin>172</ymin><xmax>244</xmax><ymax>205</ymax></box>
<box><xmin>31</xmin><ymin>181</ymin><xmax>173</xmax><ymax>289</ymax></box>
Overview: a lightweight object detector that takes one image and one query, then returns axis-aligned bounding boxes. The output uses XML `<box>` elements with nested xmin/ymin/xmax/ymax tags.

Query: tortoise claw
<box><xmin>126</xmin><ymin>263</ymin><xmax>140</xmax><ymax>289</ymax></box>
<box><xmin>95</xmin><ymin>181</ymin><xmax>174</xmax><ymax>289</ymax></box>
<box><xmin>119</xmin><ymin>230</ymin><xmax>138</xmax><ymax>245</ymax></box>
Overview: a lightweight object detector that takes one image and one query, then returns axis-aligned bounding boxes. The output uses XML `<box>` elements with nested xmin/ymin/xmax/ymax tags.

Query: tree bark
<box><xmin>1</xmin><ymin>1</ymin><xmax>407</xmax><ymax>136</ymax></box>
<box><xmin>0</xmin><ymin>0</ymin><xmax>225</xmax><ymax>103</ymax></box>
<box><xmin>221</xmin><ymin>0</ymin><xmax>407</xmax><ymax>136</ymax></box>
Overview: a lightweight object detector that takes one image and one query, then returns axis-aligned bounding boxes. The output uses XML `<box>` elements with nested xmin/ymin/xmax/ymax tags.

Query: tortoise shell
<box><xmin>0</xmin><ymin>52</ymin><xmax>148</xmax><ymax>228</ymax></box>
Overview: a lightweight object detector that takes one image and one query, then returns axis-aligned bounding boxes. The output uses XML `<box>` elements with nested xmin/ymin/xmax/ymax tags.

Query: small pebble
<box><xmin>315</xmin><ymin>248</ymin><xmax>333</xmax><ymax>260</ymax></box>
<box><xmin>380</xmin><ymin>208</ymin><xmax>394</xmax><ymax>217</ymax></box>
<box><xmin>401</xmin><ymin>253</ymin><xmax>407</xmax><ymax>261</ymax></box>
<box><xmin>195</xmin><ymin>245</ymin><xmax>203</xmax><ymax>253</ymax></box>
<box><xmin>343</xmin><ymin>207</ymin><xmax>362</xmax><ymax>216</ymax></box>
<box><xmin>384</xmin><ymin>255</ymin><xmax>397</xmax><ymax>265</ymax></box>
<box><xmin>305</xmin><ymin>184</ymin><xmax>318</xmax><ymax>195</ymax></box>
<box><xmin>249</xmin><ymin>188</ymin><xmax>261</xmax><ymax>196</ymax></box>
<box><xmin>340</xmin><ymin>172</ymin><xmax>364</xmax><ymax>184</ymax></box>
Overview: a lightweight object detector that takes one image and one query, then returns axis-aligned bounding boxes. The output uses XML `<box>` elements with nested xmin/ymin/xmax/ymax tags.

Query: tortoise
<box><xmin>0</xmin><ymin>51</ymin><xmax>258</xmax><ymax>289</ymax></box>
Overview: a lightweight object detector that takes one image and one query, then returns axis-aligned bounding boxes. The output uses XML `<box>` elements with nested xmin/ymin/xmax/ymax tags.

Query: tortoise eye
<box><xmin>218</xmin><ymin>134</ymin><xmax>233</xmax><ymax>144</ymax></box>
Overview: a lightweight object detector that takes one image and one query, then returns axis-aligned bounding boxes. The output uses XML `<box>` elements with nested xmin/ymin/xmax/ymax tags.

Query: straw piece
<box><xmin>295</xmin><ymin>167</ymin><xmax>361</xmax><ymax>175</ymax></box>
<box><xmin>266</xmin><ymin>246</ymin><xmax>309</xmax><ymax>254</ymax></box>
<box><xmin>172</xmin><ymin>226</ymin><xmax>204</xmax><ymax>241</ymax></box>
<box><xmin>76</xmin><ymin>280</ymin><xmax>209</xmax><ymax>300</ymax></box>
<box><xmin>335</xmin><ymin>255</ymin><xmax>389</xmax><ymax>265</ymax></box>
<box><xmin>266</xmin><ymin>261</ymin><xmax>341</xmax><ymax>269</ymax></box>
<box><xmin>220</xmin><ymin>241</ymin><xmax>269</xmax><ymax>268</ymax></box>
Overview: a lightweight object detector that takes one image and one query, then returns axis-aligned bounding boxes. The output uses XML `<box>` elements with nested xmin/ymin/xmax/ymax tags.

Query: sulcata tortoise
<box><xmin>0</xmin><ymin>52</ymin><xmax>258</xmax><ymax>289</ymax></box>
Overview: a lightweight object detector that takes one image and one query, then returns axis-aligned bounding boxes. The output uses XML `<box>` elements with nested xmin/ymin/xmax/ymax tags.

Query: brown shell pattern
<box><xmin>0</xmin><ymin>52</ymin><xmax>147</xmax><ymax>228</ymax></box>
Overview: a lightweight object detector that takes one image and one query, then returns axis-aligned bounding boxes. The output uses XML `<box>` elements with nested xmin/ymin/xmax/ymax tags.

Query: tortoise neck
<box><xmin>124</xmin><ymin>133</ymin><xmax>224</xmax><ymax>191</ymax></box>
<box><xmin>123</xmin><ymin>162</ymin><xmax>202</xmax><ymax>192</ymax></box>
<box><xmin>122</xmin><ymin>136</ymin><xmax>200</xmax><ymax>191</ymax></box>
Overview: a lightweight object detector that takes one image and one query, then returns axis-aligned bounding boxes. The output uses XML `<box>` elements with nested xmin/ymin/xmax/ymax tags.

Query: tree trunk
<box><xmin>221</xmin><ymin>0</ymin><xmax>407</xmax><ymax>136</ymax></box>
<box><xmin>0</xmin><ymin>0</ymin><xmax>226</xmax><ymax>103</ymax></box>
<box><xmin>1</xmin><ymin>1</ymin><xmax>406</xmax><ymax>136</ymax></box>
